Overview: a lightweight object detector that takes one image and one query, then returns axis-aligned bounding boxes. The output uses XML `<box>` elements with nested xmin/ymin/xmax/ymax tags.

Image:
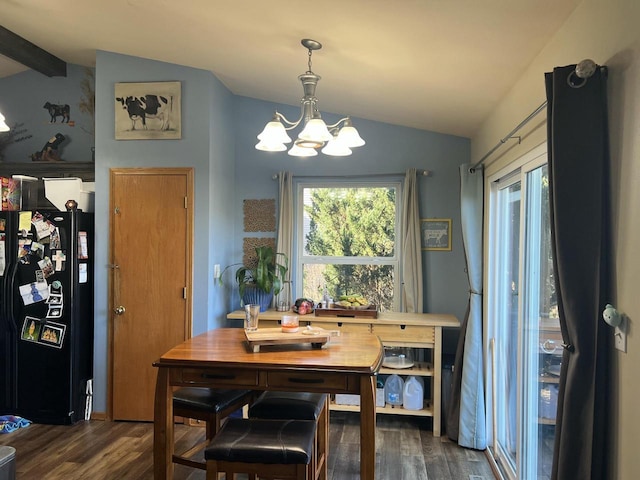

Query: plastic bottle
<box><xmin>322</xmin><ymin>284</ymin><xmax>330</xmax><ymax>308</ymax></box>
<box><xmin>384</xmin><ymin>374</ymin><xmax>404</xmax><ymax>406</ymax></box>
<box><xmin>403</xmin><ymin>376</ymin><xmax>424</xmax><ymax>410</ymax></box>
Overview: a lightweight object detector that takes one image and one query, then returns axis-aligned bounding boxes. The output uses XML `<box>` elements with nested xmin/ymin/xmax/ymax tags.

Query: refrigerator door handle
<box><xmin>6</xmin><ymin>259</ymin><xmax>20</xmax><ymax>333</ymax></box>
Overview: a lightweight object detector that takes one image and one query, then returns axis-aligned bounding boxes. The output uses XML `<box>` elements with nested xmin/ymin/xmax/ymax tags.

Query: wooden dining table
<box><xmin>153</xmin><ymin>327</ymin><xmax>384</xmax><ymax>479</ymax></box>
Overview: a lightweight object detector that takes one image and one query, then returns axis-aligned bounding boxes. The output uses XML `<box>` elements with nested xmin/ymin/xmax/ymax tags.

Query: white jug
<box><xmin>403</xmin><ymin>376</ymin><xmax>424</xmax><ymax>410</ymax></box>
<box><xmin>384</xmin><ymin>374</ymin><xmax>404</xmax><ymax>406</ymax></box>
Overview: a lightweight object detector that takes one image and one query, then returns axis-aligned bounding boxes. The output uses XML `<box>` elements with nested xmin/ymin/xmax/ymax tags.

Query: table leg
<box><xmin>153</xmin><ymin>366</ymin><xmax>173</xmax><ymax>479</ymax></box>
<box><xmin>359</xmin><ymin>375</ymin><xmax>376</xmax><ymax>480</ymax></box>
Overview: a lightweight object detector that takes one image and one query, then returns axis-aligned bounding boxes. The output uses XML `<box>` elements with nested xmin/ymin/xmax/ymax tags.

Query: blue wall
<box><xmin>232</xmin><ymin>96</ymin><xmax>470</xmax><ymax>321</ymax></box>
<box><xmin>0</xmin><ymin>64</ymin><xmax>94</xmax><ymax>162</ymax></box>
<box><xmin>2</xmin><ymin>50</ymin><xmax>470</xmax><ymax>415</ymax></box>
<box><xmin>94</xmin><ymin>51</ymin><xmax>237</xmax><ymax>413</ymax></box>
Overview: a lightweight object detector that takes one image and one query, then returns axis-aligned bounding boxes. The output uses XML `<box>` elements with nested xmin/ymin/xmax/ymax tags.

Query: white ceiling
<box><xmin>0</xmin><ymin>0</ymin><xmax>581</xmax><ymax>138</ymax></box>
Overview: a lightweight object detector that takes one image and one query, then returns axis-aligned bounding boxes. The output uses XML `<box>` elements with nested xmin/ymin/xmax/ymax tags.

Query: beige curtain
<box><xmin>401</xmin><ymin>168</ymin><xmax>423</xmax><ymax>312</ymax></box>
<box><xmin>275</xmin><ymin>171</ymin><xmax>294</xmax><ymax>307</ymax></box>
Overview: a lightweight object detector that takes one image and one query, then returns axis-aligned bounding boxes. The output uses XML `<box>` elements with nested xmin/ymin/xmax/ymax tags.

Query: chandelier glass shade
<box><xmin>255</xmin><ymin>39</ymin><xmax>365</xmax><ymax>157</ymax></box>
<box><xmin>0</xmin><ymin>111</ymin><xmax>9</xmax><ymax>132</ymax></box>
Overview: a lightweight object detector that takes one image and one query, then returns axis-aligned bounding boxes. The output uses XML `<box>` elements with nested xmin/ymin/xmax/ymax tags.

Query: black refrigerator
<box><xmin>0</xmin><ymin>209</ymin><xmax>93</xmax><ymax>425</ymax></box>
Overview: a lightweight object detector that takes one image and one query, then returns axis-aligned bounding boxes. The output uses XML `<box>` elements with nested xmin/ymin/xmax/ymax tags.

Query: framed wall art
<box><xmin>114</xmin><ymin>81</ymin><xmax>181</xmax><ymax>140</ymax></box>
<box><xmin>421</xmin><ymin>218</ymin><xmax>452</xmax><ymax>251</ymax></box>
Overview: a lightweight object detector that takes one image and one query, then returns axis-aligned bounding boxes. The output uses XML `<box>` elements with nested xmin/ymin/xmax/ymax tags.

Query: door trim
<box><xmin>106</xmin><ymin>167</ymin><xmax>194</xmax><ymax>420</ymax></box>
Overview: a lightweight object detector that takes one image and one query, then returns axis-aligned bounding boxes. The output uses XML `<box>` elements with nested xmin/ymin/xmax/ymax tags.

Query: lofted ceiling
<box><xmin>0</xmin><ymin>0</ymin><xmax>581</xmax><ymax>138</ymax></box>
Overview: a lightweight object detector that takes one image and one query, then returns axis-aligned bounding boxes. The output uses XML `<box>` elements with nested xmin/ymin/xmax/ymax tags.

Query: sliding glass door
<box><xmin>487</xmin><ymin>146</ymin><xmax>559</xmax><ymax>480</ymax></box>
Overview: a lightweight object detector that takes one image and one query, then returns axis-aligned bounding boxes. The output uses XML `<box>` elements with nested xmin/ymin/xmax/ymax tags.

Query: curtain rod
<box><xmin>272</xmin><ymin>169</ymin><xmax>430</xmax><ymax>180</ymax></box>
<box><xmin>469</xmin><ymin>101</ymin><xmax>547</xmax><ymax>172</ymax></box>
<box><xmin>470</xmin><ymin>59</ymin><xmax>603</xmax><ymax>173</ymax></box>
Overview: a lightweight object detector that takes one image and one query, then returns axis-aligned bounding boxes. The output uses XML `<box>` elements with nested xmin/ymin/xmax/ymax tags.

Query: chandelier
<box><xmin>0</xmin><ymin>111</ymin><xmax>9</xmax><ymax>132</ymax></box>
<box><xmin>255</xmin><ymin>39</ymin><xmax>365</xmax><ymax>157</ymax></box>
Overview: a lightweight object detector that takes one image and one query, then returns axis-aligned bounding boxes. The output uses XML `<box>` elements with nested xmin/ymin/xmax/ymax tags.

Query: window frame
<box><xmin>294</xmin><ymin>178</ymin><xmax>403</xmax><ymax>311</ymax></box>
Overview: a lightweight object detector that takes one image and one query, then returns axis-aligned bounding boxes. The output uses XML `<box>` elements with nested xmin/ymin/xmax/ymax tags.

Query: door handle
<box><xmin>114</xmin><ymin>306</ymin><xmax>126</xmax><ymax>315</ymax></box>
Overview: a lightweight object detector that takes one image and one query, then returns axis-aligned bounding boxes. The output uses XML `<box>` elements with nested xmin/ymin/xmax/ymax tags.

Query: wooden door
<box><xmin>109</xmin><ymin>168</ymin><xmax>193</xmax><ymax>421</ymax></box>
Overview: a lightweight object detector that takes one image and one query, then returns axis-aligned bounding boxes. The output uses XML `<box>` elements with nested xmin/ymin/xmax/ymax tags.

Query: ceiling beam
<box><xmin>0</xmin><ymin>25</ymin><xmax>66</xmax><ymax>77</ymax></box>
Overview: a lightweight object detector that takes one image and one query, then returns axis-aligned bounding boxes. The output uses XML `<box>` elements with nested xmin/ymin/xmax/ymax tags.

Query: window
<box><xmin>487</xmin><ymin>144</ymin><xmax>558</xmax><ymax>480</ymax></box>
<box><xmin>295</xmin><ymin>181</ymin><xmax>401</xmax><ymax>311</ymax></box>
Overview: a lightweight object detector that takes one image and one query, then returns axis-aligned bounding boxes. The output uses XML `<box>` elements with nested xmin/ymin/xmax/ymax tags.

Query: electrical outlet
<box><xmin>614</xmin><ymin>318</ymin><xmax>627</xmax><ymax>353</ymax></box>
<box><xmin>214</xmin><ymin>264</ymin><xmax>220</xmax><ymax>279</ymax></box>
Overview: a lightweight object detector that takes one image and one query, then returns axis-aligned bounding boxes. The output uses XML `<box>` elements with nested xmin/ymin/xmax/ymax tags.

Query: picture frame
<box><xmin>421</xmin><ymin>218</ymin><xmax>452</xmax><ymax>251</ymax></box>
<box><xmin>114</xmin><ymin>81</ymin><xmax>181</xmax><ymax>140</ymax></box>
<box><xmin>38</xmin><ymin>321</ymin><xmax>66</xmax><ymax>349</ymax></box>
<box><xmin>21</xmin><ymin>316</ymin><xmax>43</xmax><ymax>343</ymax></box>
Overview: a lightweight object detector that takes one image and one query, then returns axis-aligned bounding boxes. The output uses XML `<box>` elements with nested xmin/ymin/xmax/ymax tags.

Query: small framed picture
<box><xmin>21</xmin><ymin>316</ymin><xmax>43</xmax><ymax>343</ymax></box>
<box><xmin>38</xmin><ymin>321</ymin><xmax>66</xmax><ymax>349</ymax></box>
<box><xmin>421</xmin><ymin>218</ymin><xmax>452</xmax><ymax>251</ymax></box>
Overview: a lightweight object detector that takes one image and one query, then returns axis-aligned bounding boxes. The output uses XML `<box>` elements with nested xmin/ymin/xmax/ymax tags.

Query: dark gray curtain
<box><xmin>545</xmin><ymin>64</ymin><xmax>611</xmax><ymax>480</ymax></box>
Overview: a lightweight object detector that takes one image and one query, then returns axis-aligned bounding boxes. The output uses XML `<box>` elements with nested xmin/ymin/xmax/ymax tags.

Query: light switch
<box><xmin>214</xmin><ymin>264</ymin><xmax>220</xmax><ymax>279</ymax></box>
<box><xmin>614</xmin><ymin>319</ymin><xmax>627</xmax><ymax>353</ymax></box>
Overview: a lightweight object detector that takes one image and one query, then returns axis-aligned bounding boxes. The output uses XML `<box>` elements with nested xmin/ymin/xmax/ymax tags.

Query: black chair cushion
<box><xmin>173</xmin><ymin>387</ymin><xmax>252</xmax><ymax>413</ymax></box>
<box><xmin>205</xmin><ymin>418</ymin><xmax>316</xmax><ymax>465</ymax></box>
<box><xmin>249</xmin><ymin>392</ymin><xmax>327</xmax><ymax>421</ymax></box>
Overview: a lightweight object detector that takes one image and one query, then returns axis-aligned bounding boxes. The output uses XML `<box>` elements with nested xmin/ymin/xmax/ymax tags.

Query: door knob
<box><xmin>114</xmin><ymin>306</ymin><xmax>126</xmax><ymax>315</ymax></box>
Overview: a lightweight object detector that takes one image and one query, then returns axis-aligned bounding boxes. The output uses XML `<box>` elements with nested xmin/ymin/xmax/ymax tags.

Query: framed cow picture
<box><xmin>114</xmin><ymin>81</ymin><xmax>181</xmax><ymax>140</ymax></box>
<box><xmin>420</xmin><ymin>218</ymin><xmax>452</xmax><ymax>251</ymax></box>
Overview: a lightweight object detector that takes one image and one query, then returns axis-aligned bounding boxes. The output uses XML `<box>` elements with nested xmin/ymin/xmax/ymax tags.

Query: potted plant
<box><xmin>220</xmin><ymin>245</ymin><xmax>288</xmax><ymax>312</ymax></box>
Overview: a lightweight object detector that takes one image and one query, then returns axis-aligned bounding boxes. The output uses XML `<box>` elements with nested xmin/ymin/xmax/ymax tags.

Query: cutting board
<box><xmin>244</xmin><ymin>327</ymin><xmax>332</xmax><ymax>352</ymax></box>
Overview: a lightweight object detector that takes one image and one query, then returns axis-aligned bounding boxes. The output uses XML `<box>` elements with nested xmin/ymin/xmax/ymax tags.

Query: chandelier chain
<box><xmin>307</xmin><ymin>48</ymin><xmax>313</xmax><ymax>73</ymax></box>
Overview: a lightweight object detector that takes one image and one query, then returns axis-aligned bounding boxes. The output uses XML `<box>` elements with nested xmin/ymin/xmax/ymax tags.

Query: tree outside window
<box><xmin>297</xmin><ymin>183</ymin><xmax>400</xmax><ymax>311</ymax></box>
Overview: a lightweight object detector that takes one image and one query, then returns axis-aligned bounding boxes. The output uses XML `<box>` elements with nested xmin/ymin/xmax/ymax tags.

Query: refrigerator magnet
<box><xmin>31</xmin><ymin>212</ymin><xmax>55</xmax><ymax>241</ymax></box>
<box><xmin>37</xmin><ymin>257</ymin><xmax>54</xmax><ymax>278</ymax></box>
<box><xmin>78</xmin><ymin>232</ymin><xmax>88</xmax><ymax>259</ymax></box>
<box><xmin>50</xmin><ymin>227</ymin><xmax>61</xmax><ymax>250</ymax></box>
<box><xmin>19</xmin><ymin>281</ymin><xmax>49</xmax><ymax>305</ymax></box>
<box><xmin>46</xmin><ymin>305</ymin><xmax>63</xmax><ymax>319</ymax></box>
<box><xmin>35</xmin><ymin>270</ymin><xmax>45</xmax><ymax>283</ymax></box>
<box><xmin>21</xmin><ymin>316</ymin><xmax>43</xmax><ymax>343</ymax></box>
<box><xmin>0</xmin><ymin>218</ymin><xmax>5</xmax><ymax>231</ymax></box>
<box><xmin>51</xmin><ymin>250</ymin><xmax>66</xmax><ymax>271</ymax></box>
<box><xmin>18</xmin><ymin>212</ymin><xmax>31</xmax><ymax>233</ymax></box>
<box><xmin>79</xmin><ymin>263</ymin><xmax>87</xmax><ymax>284</ymax></box>
<box><xmin>29</xmin><ymin>242</ymin><xmax>45</xmax><ymax>260</ymax></box>
<box><xmin>38</xmin><ymin>321</ymin><xmax>66</xmax><ymax>349</ymax></box>
<box><xmin>47</xmin><ymin>291</ymin><xmax>63</xmax><ymax>305</ymax></box>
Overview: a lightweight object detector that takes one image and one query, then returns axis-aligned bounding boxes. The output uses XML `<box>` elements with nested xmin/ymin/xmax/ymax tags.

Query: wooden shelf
<box><xmin>538</xmin><ymin>417</ymin><xmax>556</xmax><ymax>425</ymax></box>
<box><xmin>331</xmin><ymin>400</ymin><xmax>434</xmax><ymax>417</ymax></box>
<box><xmin>0</xmin><ymin>161</ymin><xmax>95</xmax><ymax>180</ymax></box>
<box><xmin>379</xmin><ymin>361</ymin><xmax>433</xmax><ymax>377</ymax></box>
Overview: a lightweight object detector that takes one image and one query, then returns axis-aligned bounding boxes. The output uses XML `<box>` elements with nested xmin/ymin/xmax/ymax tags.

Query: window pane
<box><xmin>492</xmin><ymin>179</ymin><xmax>521</xmax><ymax>476</ymax></box>
<box><xmin>301</xmin><ymin>263</ymin><xmax>395</xmax><ymax>311</ymax></box>
<box><xmin>298</xmin><ymin>183</ymin><xmax>400</xmax><ymax>311</ymax></box>
<box><xmin>521</xmin><ymin>163</ymin><xmax>558</xmax><ymax>480</ymax></box>
<box><xmin>302</xmin><ymin>186</ymin><xmax>396</xmax><ymax>257</ymax></box>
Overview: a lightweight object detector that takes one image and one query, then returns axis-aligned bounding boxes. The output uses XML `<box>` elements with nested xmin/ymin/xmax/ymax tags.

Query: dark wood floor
<box><xmin>0</xmin><ymin>412</ymin><xmax>495</xmax><ymax>480</ymax></box>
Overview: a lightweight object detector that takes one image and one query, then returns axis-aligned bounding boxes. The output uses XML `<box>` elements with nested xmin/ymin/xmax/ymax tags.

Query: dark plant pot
<box><xmin>242</xmin><ymin>286</ymin><xmax>274</xmax><ymax>312</ymax></box>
